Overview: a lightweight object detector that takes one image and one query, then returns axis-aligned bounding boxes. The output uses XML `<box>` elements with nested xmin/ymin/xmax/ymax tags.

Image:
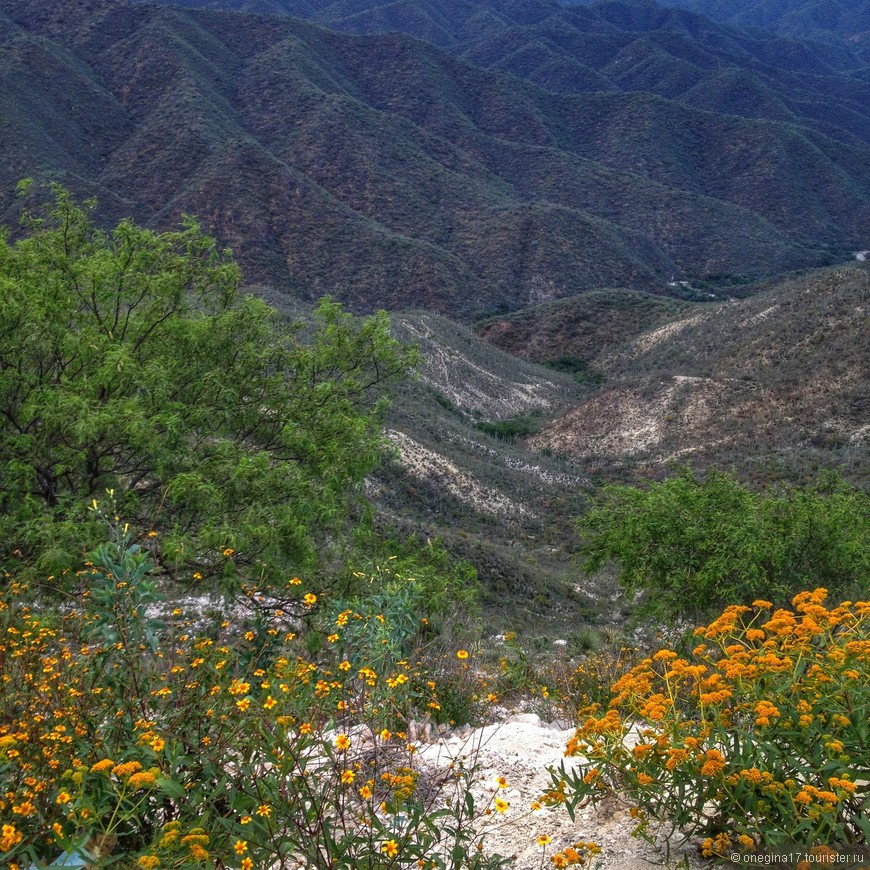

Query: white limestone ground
<box><xmin>417</xmin><ymin>714</ymin><xmax>705</xmax><ymax>870</ymax></box>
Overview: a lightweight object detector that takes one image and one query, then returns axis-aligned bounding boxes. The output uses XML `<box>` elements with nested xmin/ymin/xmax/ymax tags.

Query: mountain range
<box><xmin>2</xmin><ymin>0</ymin><xmax>869</xmax><ymax>317</ymax></box>
<box><xmin>2</xmin><ymin>0</ymin><xmax>868</xmax><ymax>623</ymax></box>
<box><xmin>651</xmin><ymin>0</ymin><xmax>870</xmax><ymax>59</ymax></box>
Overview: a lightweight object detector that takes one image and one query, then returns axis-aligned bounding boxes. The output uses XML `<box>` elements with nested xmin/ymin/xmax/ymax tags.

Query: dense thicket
<box><xmin>0</xmin><ymin>184</ymin><xmax>416</xmax><ymax>583</ymax></box>
<box><xmin>579</xmin><ymin>469</ymin><xmax>870</xmax><ymax>619</ymax></box>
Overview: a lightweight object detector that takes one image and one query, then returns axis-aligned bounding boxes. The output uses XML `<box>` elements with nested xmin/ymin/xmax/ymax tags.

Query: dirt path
<box><xmin>419</xmin><ymin>713</ymin><xmax>704</xmax><ymax>869</ymax></box>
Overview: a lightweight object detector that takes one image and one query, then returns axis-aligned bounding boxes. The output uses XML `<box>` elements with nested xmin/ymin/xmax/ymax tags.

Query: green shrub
<box><xmin>579</xmin><ymin>469</ymin><xmax>870</xmax><ymax>620</ymax></box>
<box><xmin>547</xmin><ymin>591</ymin><xmax>870</xmax><ymax>858</ymax></box>
<box><xmin>0</xmin><ymin>184</ymin><xmax>415</xmax><ymax>585</ymax></box>
<box><xmin>474</xmin><ymin>415</ymin><xmax>542</xmax><ymax>444</ymax></box>
<box><xmin>541</xmin><ymin>357</ymin><xmax>604</xmax><ymax>387</ymax></box>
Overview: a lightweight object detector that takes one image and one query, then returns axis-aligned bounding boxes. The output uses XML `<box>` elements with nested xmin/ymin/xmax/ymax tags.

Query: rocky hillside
<box><xmin>527</xmin><ymin>264</ymin><xmax>870</xmax><ymax>482</ymax></box>
<box><xmin>372</xmin><ymin>311</ymin><xmax>598</xmax><ymax>627</ymax></box>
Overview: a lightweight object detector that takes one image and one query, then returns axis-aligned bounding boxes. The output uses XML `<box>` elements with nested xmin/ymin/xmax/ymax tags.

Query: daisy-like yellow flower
<box><xmin>303</xmin><ymin>593</ymin><xmax>317</xmax><ymax>607</ymax></box>
<box><xmin>263</xmin><ymin>696</ymin><xmax>277</xmax><ymax>710</ymax></box>
<box><xmin>456</xmin><ymin>649</ymin><xmax>469</xmax><ymax>660</ymax></box>
<box><xmin>494</xmin><ymin>797</ymin><xmax>509</xmax><ymax>813</ymax></box>
<box><xmin>236</xmin><ymin>698</ymin><xmax>251</xmax><ymax>712</ymax></box>
<box><xmin>341</xmin><ymin>769</ymin><xmax>355</xmax><ymax>784</ymax></box>
<box><xmin>496</xmin><ymin>775</ymin><xmax>508</xmax><ymax>789</ymax></box>
<box><xmin>256</xmin><ymin>804</ymin><xmax>271</xmax><ymax>817</ymax></box>
<box><xmin>222</xmin><ymin>547</ymin><xmax>234</xmax><ymax>557</ymax></box>
<box><xmin>382</xmin><ymin>840</ymin><xmax>399</xmax><ymax>858</ymax></box>
<box><xmin>537</xmin><ymin>835</ymin><xmax>551</xmax><ymax>847</ymax></box>
<box><xmin>241</xmin><ymin>860</ymin><xmax>254</xmax><ymax>870</ymax></box>
<box><xmin>234</xmin><ymin>840</ymin><xmax>248</xmax><ymax>855</ymax></box>
<box><xmin>240</xmin><ymin>816</ymin><xmax>252</xmax><ymax>825</ymax></box>
<box><xmin>335</xmin><ymin>733</ymin><xmax>351</xmax><ymax>751</ymax></box>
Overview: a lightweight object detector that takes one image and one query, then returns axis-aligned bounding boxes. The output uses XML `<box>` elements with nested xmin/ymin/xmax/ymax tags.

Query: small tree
<box><xmin>578</xmin><ymin>468</ymin><xmax>870</xmax><ymax>620</ymax></box>
<box><xmin>0</xmin><ymin>183</ymin><xmax>416</xmax><ymax>583</ymax></box>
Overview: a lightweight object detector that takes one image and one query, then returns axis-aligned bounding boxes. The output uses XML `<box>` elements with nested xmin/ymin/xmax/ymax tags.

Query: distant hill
<box><xmin>152</xmin><ymin>0</ymin><xmax>870</xmax><ymax>144</ymax></box>
<box><xmin>2</xmin><ymin>0</ymin><xmax>870</xmax><ymax>318</ymax></box>
<box><xmin>529</xmin><ymin>264</ymin><xmax>870</xmax><ymax>482</ymax></box>
<box><xmin>476</xmin><ymin>288</ymin><xmax>695</xmax><ymax>366</ymax></box>
<box><xmin>650</xmin><ymin>0</ymin><xmax>870</xmax><ymax>61</ymax></box>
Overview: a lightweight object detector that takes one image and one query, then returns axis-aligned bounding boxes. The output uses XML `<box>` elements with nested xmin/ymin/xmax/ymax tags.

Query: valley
<box><xmin>0</xmin><ymin>0</ymin><xmax>866</xmax><ymax>632</ymax></box>
<box><xmin>1</xmin><ymin>0</ymin><xmax>869</xmax><ymax>865</ymax></box>
<box><xmin>370</xmin><ymin>265</ymin><xmax>868</xmax><ymax>630</ymax></box>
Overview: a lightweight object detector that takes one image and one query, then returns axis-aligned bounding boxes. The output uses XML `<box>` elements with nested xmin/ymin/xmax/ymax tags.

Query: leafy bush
<box><xmin>541</xmin><ymin>357</ymin><xmax>604</xmax><ymax>387</ymax></box>
<box><xmin>474</xmin><ymin>416</ymin><xmax>542</xmax><ymax>444</ymax></box>
<box><xmin>579</xmin><ymin>469</ymin><xmax>870</xmax><ymax>619</ymax></box>
<box><xmin>0</xmin><ymin>183</ymin><xmax>416</xmax><ymax>583</ymax></box>
<box><xmin>343</xmin><ymin>534</ymin><xmax>481</xmax><ymax>626</ymax></box>
<box><xmin>547</xmin><ymin>590</ymin><xmax>870</xmax><ymax>858</ymax></box>
<box><xmin>0</xmin><ymin>525</ymin><xmax>510</xmax><ymax>869</ymax></box>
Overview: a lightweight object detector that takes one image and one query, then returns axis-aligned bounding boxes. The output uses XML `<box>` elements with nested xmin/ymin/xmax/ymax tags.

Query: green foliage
<box><xmin>578</xmin><ymin>469</ymin><xmax>870</xmax><ymax>619</ymax></box>
<box><xmin>0</xmin><ymin>184</ymin><xmax>416</xmax><ymax>583</ymax></box>
<box><xmin>327</xmin><ymin>545</ymin><xmax>482</xmax><ymax>727</ymax></box>
<box><xmin>0</xmin><ymin>526</ymin><xmax>510</xmax><ymax>868</ymax></box>
<box><xmin>347</xmin><ymin>534</ymin><xmax>481</xmax><ymax>620</ymax></box>
<box><xmin>549</xmin><ymin>591</ymin><xmax>870</xmax><ymax>857</ymax></box>
<box><xmin>474</xmin><ymin>415</ymin><xmax>542</xmax><ymax>444</ymax></box>
<box><xmin>541</xmin><ymin>357</ymin><xmax>605</xmax><ymax>387</ymax></box>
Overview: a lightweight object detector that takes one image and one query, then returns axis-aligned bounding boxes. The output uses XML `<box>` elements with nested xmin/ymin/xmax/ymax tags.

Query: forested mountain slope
<box><xmin>2</xmin><ymin>0</ymin><xmax>869</xmax><ymax>317</ymax></box>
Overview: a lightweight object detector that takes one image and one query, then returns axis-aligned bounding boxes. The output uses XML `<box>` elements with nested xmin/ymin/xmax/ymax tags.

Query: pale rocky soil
<box><xmin>417</xmin><ymin>713</ymin><xmax>705</xmax><ymax>870</ymax></box>
<box><xmin>385</xmin><ymin>428</ymin><xmax>532</xmax><ymax>518</ymax></box>
<box><xmin>396</xmin><ymin>313</ymin><xmax>577</xmax><ymax>420</ymax></box>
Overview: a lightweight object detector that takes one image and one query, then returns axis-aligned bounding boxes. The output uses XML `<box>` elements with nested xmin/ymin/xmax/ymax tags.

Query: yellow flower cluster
<box><xmin>554</xmin><ymin>589</ymin><xmax>869</xmax><ymax>857</ymax></box>
<box><xmin>550</xmin><ymin>841</ymin><xmax>601</xmax><ymax>867</ymax></box>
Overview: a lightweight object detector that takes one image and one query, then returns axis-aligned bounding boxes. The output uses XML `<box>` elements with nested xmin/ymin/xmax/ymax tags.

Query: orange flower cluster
<box><xmin>553</xmin><ymin>589</ymin><xmax>869</xmax><ymax>856</ymax></box>
<box><xmin>549</xmin><ymin>841</ymin><xmax>601</xmax><ymax>867</ymax></box>
<box><xmin>1</xmin><ymin>550</ymin><xmax>505</xmax><ymax>869</ymax></box>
